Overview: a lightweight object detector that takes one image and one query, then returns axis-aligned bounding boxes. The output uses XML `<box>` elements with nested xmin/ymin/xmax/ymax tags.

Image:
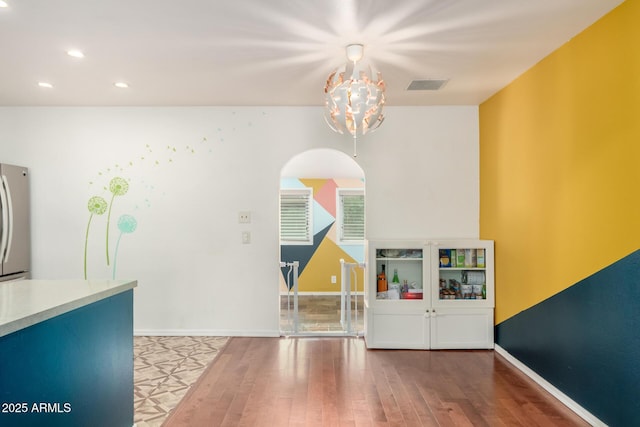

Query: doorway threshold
<box><xmin>280</xmin><ymin>331</ymin><xmax>364</xmax><ymax>338</ymax></box>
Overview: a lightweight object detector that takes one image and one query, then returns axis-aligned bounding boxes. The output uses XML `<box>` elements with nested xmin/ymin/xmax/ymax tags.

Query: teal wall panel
<box><xmin>495</xmin><ymin>250</ymin><xmax>640</xmax><ymax>426</ymax></box>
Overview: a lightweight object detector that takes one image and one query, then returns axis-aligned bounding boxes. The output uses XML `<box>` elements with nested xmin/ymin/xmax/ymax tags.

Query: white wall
<box><xmin>0</xmin><ymin>105</ymin><xmax>479</xmax><ymax>335</ymax></box>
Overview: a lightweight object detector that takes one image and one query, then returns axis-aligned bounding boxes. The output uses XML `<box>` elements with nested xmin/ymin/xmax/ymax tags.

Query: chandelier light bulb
<box><xmin>345</xmin><ymin>44</ymin><xmax>364</xmax><ymax>63</ymax></box>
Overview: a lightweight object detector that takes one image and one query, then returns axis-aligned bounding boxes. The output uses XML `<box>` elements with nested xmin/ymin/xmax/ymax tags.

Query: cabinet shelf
<box><xmin>376</xmin><ymin>293</ymin><xmax>424</xmax><ymax>300</ymax></box>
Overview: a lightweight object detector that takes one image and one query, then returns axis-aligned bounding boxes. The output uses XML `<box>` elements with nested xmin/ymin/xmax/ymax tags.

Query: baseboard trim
<box><xmin>494</xmin><ymin>345</ymin><xmax>606</xmax><ymax>427</ymax></box>
<box><xmin>134</xmin><ymin>329</ymin><xmax>279</xmax><ymax>337</ymax></box>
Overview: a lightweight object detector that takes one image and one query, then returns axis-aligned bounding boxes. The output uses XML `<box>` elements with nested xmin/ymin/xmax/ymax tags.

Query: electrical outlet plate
<box><xmin>238</xmin><ymin>211</ymin><xmax>251</xmax><ymax>223</ymax></box>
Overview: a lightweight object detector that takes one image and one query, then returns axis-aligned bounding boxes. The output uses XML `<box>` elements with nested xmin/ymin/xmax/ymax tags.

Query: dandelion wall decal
<box><xmin>85</xmin><ymin>133</ymin><xmax>230</xmax><ymax>276</ymax></box>
<box><xmin>106</xmin><ymin>177</ymin><xmax>130</xmax><ymax>266</ymax></box>
<box><xmin>112</xmin><ymin>214</ymin><xmax>138</xmax><ymax>279</ymax></box>
<box><xmin>85</xmin><ymin>196</ymin><xmax>108</xmax><ymax>279</ymax></box>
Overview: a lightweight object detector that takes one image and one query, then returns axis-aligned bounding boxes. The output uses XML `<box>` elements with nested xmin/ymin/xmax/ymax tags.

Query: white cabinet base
<box><xmin>430</xmin><ymin>308</ymin><xmax>494</xmax><ymax>349</ymax></box>
<box><xmin>366</xmin><ymin>310</ymin><xmax>428</xmax><ymax>349</ymax></box>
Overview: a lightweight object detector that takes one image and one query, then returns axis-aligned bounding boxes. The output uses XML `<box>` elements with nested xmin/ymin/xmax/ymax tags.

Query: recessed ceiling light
<box><xmin>67</xmin><ymin>49</ymin><xmax>85</xmax><ymax>58</ymax></box>
<box><xmin>114</xmin><ymin>82</ymin><xmax>129</xmax><ymax>88</ymax></box>
<box><xmin>0</xmin><ymin>1</ymin><xmax>8</xmax><ymax>8</ymax></box>
<box><xmin>38</xmin><ymin>82</ymin><xmax>53</xmax><ymax>88</ymax></box>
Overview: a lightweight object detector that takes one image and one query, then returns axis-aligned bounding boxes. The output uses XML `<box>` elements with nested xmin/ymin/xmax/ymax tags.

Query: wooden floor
<box><xmin>163</xmin><ymin>337</ymin><xmax>589</xmax><ymax>427</ymax></box>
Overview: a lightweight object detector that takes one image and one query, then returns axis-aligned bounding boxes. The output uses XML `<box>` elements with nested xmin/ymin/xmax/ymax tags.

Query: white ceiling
<box><xmin>0</xmin><ymin>0</ymin><xmax>625</xmax><ymax>107</ymax></box>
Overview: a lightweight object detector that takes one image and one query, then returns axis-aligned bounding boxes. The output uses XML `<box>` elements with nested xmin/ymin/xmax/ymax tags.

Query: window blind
<box><xmin>280</xmin><ymin>192</ymin><xmax>311</xmax><ymax>243</ymax></box>
<box><xmin>340</xmin><ymin>193</ymin><xmax>364</xmax><ymax>241</ymax></box>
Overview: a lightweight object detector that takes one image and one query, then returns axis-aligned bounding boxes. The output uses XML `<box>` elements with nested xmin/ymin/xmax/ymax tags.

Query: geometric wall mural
<box><xmin>280</xmin><ymin>178</ymin><xmax>365</xmax><ymax>293</ymax></box>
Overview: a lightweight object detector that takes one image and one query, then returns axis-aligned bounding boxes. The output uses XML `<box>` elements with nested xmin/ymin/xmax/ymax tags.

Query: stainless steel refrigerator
<box><xmin>0</xmin><ymin>163</ymin><xmax>30</xmax><ymax>282</ymax></box>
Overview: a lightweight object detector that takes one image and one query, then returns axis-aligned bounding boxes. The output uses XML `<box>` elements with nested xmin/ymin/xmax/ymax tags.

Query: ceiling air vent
<box><xmin>406</xmin><ymin>79</ymin><xmax>449</xmax><ymax>91</ymax></box>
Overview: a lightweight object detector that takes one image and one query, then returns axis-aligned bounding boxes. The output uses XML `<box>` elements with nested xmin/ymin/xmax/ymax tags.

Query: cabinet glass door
<box><xmin>374</xmin><ymin>248</ymin><xmax>424</xmax><ymax>300</ymax></box>
<box><xmin>432</xmin><ymin>242</ymin><xmax>494</xmax><ymax>308</ymax></box>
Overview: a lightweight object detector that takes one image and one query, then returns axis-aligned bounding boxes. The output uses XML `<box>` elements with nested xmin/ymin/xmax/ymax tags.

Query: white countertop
<box><xmin>0</xmin><ymin>279</ymin><xmax>137</xmax><ymax>338</ymax></box>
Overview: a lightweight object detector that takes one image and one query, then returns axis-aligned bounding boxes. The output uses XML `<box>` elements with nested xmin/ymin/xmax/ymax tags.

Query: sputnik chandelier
<box><xmin>324</xmin><ymin>44</ymin><xmax>385</xmax><ymax>157</ymax></box>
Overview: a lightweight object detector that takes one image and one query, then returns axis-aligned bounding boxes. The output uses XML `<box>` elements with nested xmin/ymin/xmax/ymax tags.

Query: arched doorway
<box><xmin>279</xmin><ymin>148</ymin><xmax>365</xmax><ymax>336</ymax></box>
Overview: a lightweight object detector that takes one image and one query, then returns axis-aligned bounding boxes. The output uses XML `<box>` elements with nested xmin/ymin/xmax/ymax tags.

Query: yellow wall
<box><xmin>480</xmin><ymin>0</ymin><xmax>640</xmax><ymax>324</ymax></box>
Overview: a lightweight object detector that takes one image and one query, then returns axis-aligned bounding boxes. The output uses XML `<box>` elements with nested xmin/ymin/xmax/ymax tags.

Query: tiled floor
<box><xmin>133</xmin><ymin>336</ymin><xmax>229</xmax><ymax>427</ymax></box>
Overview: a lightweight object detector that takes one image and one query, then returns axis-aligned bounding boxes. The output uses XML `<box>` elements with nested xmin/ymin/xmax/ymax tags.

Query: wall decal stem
<box><xmin>85</xmin><ymin>196</ymin><xmax>108</xmax><ymax>279</ymax></box>
<box><xmin>112</xmin><ymin>214</ymin><xmax>137</xmax><ymax>279</ymax></box>
<box><xmin>105</xmin><ymin>177</ymin><xmax>130</xmax><ymax>266</ymax></box>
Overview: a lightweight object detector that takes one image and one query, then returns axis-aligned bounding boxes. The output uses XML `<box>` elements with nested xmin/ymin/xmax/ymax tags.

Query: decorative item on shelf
<box><xmin>380</xmin><ymin>249</ymin><xmax>400</xmax><ymax>258</ymax></box>
<box><xmin>472</xmin><ymin>284</ymin><xmax>484</xmax><ymax>298</ymax></box>
<box><xmin>377</xmin><ymin>264</ymin><xmax>388</xmax><ymax>292</ymax></box>
<box><xmin>464</xmin><ymin>249</ymin><xmax>476</xmax><ymax>267</ymax></box>
<box><xmin>466</xmin><ymin>271</ymin><xmax>485</xmax><ymax>285</ymax></box>
<box><xmin>439</xmin><ymin>249</ymin><xmax>451</xmax><ymax>267</ymax></box>
<box><xmin>324</xmin><ymin>44</ymin><xmax>385</xmax><ymax>157</ymax></box>
<box><xmin>408</xmin><ymin>249</ymin><xmax>422</xmax><ymax>258</ymax></box>
<box><xmin>392</xmin><ymin>268</ymin><xmax>400</xmax><ymax>284</ymax></box>
<box><xmin>401</xmin><ymin>291</ymin><xmax>423</xmax><ymax>299</ymax></box>
<box><xmin>461</xmin><ymin>284</ymin><xmax>473</xmax><ymax>299</ymax></box>
<box><xmin>387</xmin><ymin>283</ymin><xmax>400</xmax><ymax>299</ymax></box>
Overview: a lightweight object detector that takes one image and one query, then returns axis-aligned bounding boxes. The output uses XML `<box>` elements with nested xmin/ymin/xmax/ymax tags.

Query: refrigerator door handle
<box><xmin>0</xmin><ymin>175</ymin><xmax>9</xmax><ymax>263</ymax></box>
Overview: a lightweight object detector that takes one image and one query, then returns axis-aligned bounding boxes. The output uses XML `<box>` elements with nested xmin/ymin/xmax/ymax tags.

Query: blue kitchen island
<box><xmin>0</xmin><ymin>279</ymin><xmax>137</xmax><ymax>427</ymax></box>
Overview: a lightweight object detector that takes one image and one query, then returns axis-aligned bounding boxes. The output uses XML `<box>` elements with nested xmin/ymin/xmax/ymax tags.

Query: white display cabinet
<box><xmin>365</xmin><ymin>239</ymin><xmax>494</xmax><ymax>350</ymax></box>
<box><xmin>365</xmin><ymin>240</ymin><xmax>430</xmax><ymax>349</ymax></box>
